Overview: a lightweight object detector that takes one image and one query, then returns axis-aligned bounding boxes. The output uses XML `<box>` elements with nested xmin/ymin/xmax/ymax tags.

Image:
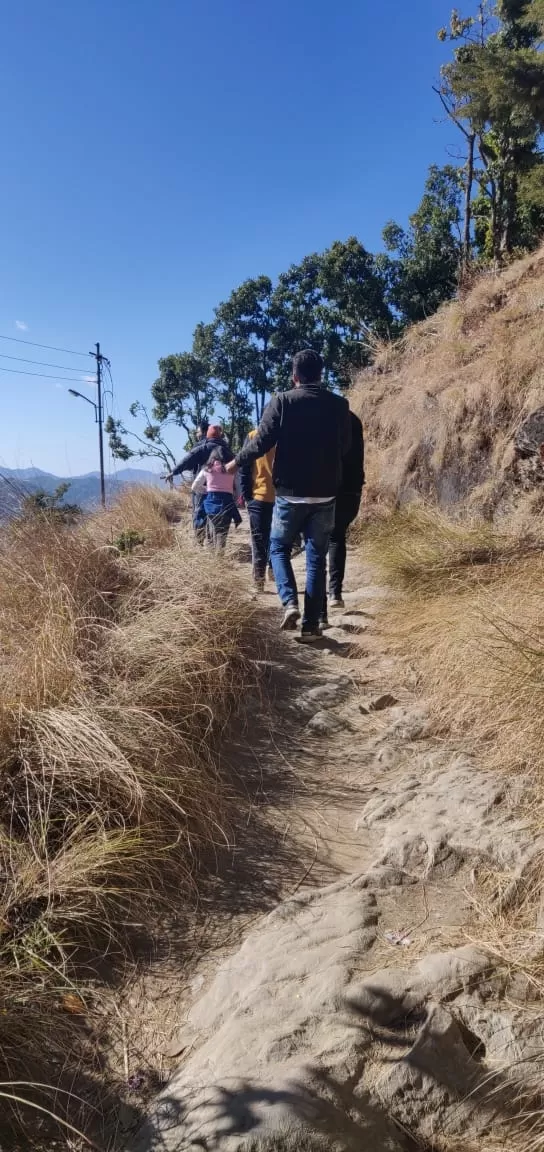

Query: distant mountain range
<box><xmin>0</xmin><ymin>465</ymin><xmax>163</xmax><ymax>514</ymax></box>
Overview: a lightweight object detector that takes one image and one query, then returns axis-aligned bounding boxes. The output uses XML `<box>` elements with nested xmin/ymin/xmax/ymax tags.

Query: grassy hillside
<box><xmin>353</xmin><ymin>244</ymin><xmax>544</xmax><ymax>519</ymax></box>
<box><xmin>0</xmin><ymin>487</ymin><xmax>265</xmax><ymax>1147</ymax></box>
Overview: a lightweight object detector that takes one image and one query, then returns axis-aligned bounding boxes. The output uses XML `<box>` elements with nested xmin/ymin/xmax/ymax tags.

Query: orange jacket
<box><xmin>241</xmin><ymin>430</ymin><xmax>275</xmax><ymax>502</ymax></box>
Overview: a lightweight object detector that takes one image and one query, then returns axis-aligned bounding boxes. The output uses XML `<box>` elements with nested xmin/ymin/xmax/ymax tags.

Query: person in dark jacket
<box><xmin>227</xmin><ymin>349</ymin><xmax>351</xmax><ymax>641</ymax></box>
<box><xmin>165</xmin><ymin>425</ymin><xmax>234</xmax><ymax>542</ymax></box>
<box><xmin>322</xmin><ymin>411</ymin><xmax>364</xmax><ymax>623</ymax></box>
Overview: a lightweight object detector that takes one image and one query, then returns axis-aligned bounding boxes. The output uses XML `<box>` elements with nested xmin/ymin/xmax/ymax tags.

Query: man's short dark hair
<box><xmin>293</xmin><ymin>349</ymin><xmax>323</xmax><ymax>385</ymax></box>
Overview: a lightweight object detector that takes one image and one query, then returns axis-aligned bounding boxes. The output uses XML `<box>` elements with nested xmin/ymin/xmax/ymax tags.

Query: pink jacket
<box><xmin>192</xmin><ymin>461</ymin><xmax>238</xmax><ymax>496</ymax></box>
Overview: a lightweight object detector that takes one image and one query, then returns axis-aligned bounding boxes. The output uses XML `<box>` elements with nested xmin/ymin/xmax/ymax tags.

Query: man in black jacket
<box><xmin>227</xmin><ymin>349</ymin><xmax>351</xmax><ymax>641</ymax></box>
<box><xmin>165</xmin><ymin>425</ymin><xmax>234</xmax><ymax>542</ymax></box>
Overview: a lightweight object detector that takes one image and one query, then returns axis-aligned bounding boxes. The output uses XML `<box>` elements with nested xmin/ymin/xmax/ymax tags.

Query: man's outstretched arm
<box><xmin>226</xmin><ymin>397</ymin><xmax>281</xmax><ymax>474</ymax></box>
<box><xmin>163</xmin><ymin>443</ymin><xmax>203</xmax><ymax>480</ymax></box>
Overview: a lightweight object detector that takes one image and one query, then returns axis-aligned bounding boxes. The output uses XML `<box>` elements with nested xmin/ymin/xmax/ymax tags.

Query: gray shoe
<box><xmin>329</xmin><ymin>596</ymin><xmax>345</xmax><ymax>610</ymax></box>
<box><xmin>299</xmin><ymin>626</ymin><xmax>322</xmax><ymax>643</ymax></box>
<box><xmin>281</xmin><ymin>605</ymin><xmax>300</xmax><ymax>631</ymax></box>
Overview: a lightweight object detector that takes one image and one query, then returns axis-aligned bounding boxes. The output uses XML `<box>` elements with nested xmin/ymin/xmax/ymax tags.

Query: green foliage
<box><xmin>269</xmin><ymin>238</ymin><xmax>393</xmax><ymax>389</ymax></box>
<box><xmin>22</xmin><ymin>482</ymin><xmax>81</xmax><ymax>523</ymax></box>
<box><xmin>151</xmin><ymin>340</ymin><xmax>216</xmax><ymax>435</ymax></box>
<box><xmin>438</xmin><ymin>0</ymin><xmax>544</xmax><ymax>263</ymax></box>
<box><xmin>147</xmin><ymin>240</ymin><xmax>393</xmax><ymax>453</ymax></box>
<box><xmin>105</xmin><ymin>403</ymin><xmax>177</xmax><ymax>472</ymax></box>
<box><xmin>316</xmin><ymin>238</ymin><xmax>393</xmax><ymax>383</ymax></box>
<box><xmin>113</xmin><ymin>528</ymin><xmax>145</xmax><ymax>553</ymax></box>
<box><xmin>215</xmin><ymin>275</ymin><xmax>279</xmax><ymax>423</ymax></box>
<box><xmin>381</xmin><ymin>166</ymin><xmax>463</xmax><ymax>322</ymax></box>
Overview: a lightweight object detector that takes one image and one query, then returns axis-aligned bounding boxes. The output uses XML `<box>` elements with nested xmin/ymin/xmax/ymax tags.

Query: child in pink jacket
<box><xmin>192</xmin><ymin>446</ymin><xmax>242</xmax><ymax>549</ymax></box>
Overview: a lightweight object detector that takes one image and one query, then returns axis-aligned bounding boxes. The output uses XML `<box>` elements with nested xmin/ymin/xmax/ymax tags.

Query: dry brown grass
<box><xmin>352</xmin><ymin>244</ymin><xmax>544</xmax><ymax>516</ymax></box>
<box><xmin>89</xmin><ymin>482</ymin><xmax>186</xmax><ymax>550</ymax></box>
<box><xmin>366</xmin><ymin>506</ymin><xmax>544</xmax><ymax>765</ymax></box>
<box><xmin>364</xmin><ymin>504</ymin><xmax>544</xmax><ymax>596</ymax></box>
<box><xmin>0</xmin><ymin>487</ymin><xmax>266</xmax><ymax>1146</ymax></box>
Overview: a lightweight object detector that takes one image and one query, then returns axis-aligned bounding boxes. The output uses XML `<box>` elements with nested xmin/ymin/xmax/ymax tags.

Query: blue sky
<box><xmin>0</xmin><ymin>0</ymin><xmax>457</xmax><ymax>475</ymax></box>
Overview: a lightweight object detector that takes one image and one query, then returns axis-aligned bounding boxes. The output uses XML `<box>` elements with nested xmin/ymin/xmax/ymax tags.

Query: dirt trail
<box><xmin>120</xmin><ymin>537</ymin><xmax>542</xmax><ymax>1151</ymax></box>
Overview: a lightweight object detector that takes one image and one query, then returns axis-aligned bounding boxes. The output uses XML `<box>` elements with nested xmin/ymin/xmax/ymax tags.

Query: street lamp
<box><xmin>68</xmin><ymin>387</ymin><xmax>97</xmax><ymax>418</ymax></box>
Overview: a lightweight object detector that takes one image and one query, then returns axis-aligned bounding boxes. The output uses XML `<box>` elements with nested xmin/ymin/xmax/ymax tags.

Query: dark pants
<box><xmin>270</xmin><ymin>497</ymin><xmax>335</xmax><ymax>629</ymax></box>
<box><xmin>192</xmin><ymin>491</ymin><xmax>207</xmax><ymax>544</ymax></box>
<box><xmin>247</xmin><ymin>500</ymin><xmax>274</xmax><ymax>581</ymax></box>
<box><xmin>327</xmin><ymin>492</ymin><xmax>361</xmax><ymax>600</ymax></box>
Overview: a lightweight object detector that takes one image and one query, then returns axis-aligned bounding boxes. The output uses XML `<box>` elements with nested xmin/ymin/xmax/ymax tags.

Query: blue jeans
<box><xmin>270</xmin><ymin>497</ymin><xmax>335</xmax><ymax>628</ymax></box>
<box><xmin>203</xmin><ymin>492</ymin><xmax>242</xmax><ymax>550</ymax></box>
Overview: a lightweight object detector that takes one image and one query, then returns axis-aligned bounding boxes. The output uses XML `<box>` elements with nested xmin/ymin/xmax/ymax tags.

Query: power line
<box><xmin>0</xmin><ymin>333</ymin><xmax>91</xmax><ymax>357</ymax></box>
<box><xmin>0</xmin><ymin>364</ymin><xmax>95</xmax><ymax>383</ymax></box>
<box><xmin>0</xmin><ymin>351</ymin><xmax>97</xmax><ymax>374</ymax></box>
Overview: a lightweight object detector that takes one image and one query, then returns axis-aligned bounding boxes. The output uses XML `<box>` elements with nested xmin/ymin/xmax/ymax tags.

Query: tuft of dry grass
<box><xmin>88</xmin><ymin>481</ymin><xmax>186</xmax><ymax>551</ymax></box>
<box><xmin>0</xmin><ymin>487</ymin><xmax>267</xmax><ymax>1145</ymax></box>
<box><xmin>364</xmin><ymin>504</ymin><xmax>544</xmax><ymax>596</ymax></box>
<box><xmin>366</xmin><ymin>507</ymin><xmax>544</xmax><ymax>766</ymax></box>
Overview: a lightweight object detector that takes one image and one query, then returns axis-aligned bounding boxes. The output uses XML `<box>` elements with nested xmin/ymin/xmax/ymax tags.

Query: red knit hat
<box><xmin>207</xmin><ymin>424</ymin><xmax>223</xmax><ymax>439</ymax></box>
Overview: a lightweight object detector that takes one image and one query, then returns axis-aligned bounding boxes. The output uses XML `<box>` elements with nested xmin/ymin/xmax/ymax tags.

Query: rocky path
<box><xmin>126</xmin><ymin>544</ymin><xmax>543</xmax><ymax>1152</ymax></box>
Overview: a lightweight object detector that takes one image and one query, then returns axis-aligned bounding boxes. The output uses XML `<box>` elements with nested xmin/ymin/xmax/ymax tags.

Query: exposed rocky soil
<box><xmin>125</xmin><ymin>546</ymin><xmax>543</xmax><ymax>1152</ymax></box>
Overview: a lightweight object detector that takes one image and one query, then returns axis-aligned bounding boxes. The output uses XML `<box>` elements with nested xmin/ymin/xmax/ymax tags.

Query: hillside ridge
<box><xmin>353</xmin><ymin>244</ymin><xmax>544</xmax><ymax>518</ymax></box>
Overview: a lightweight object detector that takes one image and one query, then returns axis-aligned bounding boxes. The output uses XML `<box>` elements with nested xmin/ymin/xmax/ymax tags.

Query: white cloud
<box><xmin>15</xmin><ymin>320</ymin><xmax>28</xmax><ymax>331</ymax></box>
<box><xmin>55</xmin><ymin>383</ymin><xmax>63</xmax><ymax>390</ymax></box>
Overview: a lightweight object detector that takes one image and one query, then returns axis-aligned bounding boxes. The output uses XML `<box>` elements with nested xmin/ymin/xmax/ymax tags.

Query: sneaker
<box><xmin>299</xmin><ymin>626</ymin><xmax>322</xmax><ymax>643</ymax></box>
<box><xmin>329</xmin><ymin>596</ymin><xmax>345</xmax><ymax>610</ymax></box>
<box><xmin>281</xmin><ymin>605</ymin><xmax>300</xmax><ymax>631</ymax></box>
<box><xmin>319</xmin><ymin>616</ymin><xmax>331</xmax><ymax>630</ymax></box>
<box><xmin>254</xmin><ymin>579</ymin><xmax>265</xmax><ymax>594</ymax></box>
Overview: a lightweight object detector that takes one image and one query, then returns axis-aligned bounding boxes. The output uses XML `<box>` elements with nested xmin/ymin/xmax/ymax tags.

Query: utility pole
<box><xmin>94</xmin><ymin>342</ymin><xmax>106</xmax><ymax>507</ymax></box>
<box><xmin>68</xmin><ymin>341</ymin><xmax>109</xmax><ymax>508</ymax></box>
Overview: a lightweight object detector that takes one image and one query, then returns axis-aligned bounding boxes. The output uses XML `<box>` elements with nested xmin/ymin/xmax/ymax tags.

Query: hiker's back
<box><xmin>273</xmin><ymin>384</ymin><xmax>350</xmax><ymax>498</ymax></box>
<box><xmin>206</xmin><ymin>460</ymin><xmax>234</xmax><ymax>494</ymax></box>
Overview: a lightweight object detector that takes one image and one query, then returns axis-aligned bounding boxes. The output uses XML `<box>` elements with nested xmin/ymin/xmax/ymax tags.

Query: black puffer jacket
<box><xmin>236</xmin><ymin>385</ymin><xmax>351</xmax><ymax>499</ymax></box>
<box><xmin>341</xmin><ymin>412</ymin><xmax>365</xmax><ymax>495</ymax></box>
<box><xmin>171</xmin><ymin>437</ymin><xmax>233</xmax><ymax>479</ymax></box>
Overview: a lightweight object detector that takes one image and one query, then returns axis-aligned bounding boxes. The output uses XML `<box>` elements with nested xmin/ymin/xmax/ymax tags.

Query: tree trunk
<box><xmin>462</xmin><ymin>133</ymin><xmax>475</xmax><ymax>272</ymax></box>
<box><xmin>228</xmin><ymin>404</ymin><xmax>236</xmax><ymax>447</ymax></box>
<box><xmin>491</xmin><ymin>174</ymin><xmax>501</xmax><ymax>266</ymax></box>
<box><xmin>501</xmin><ymin>147</ymin><xmax>517</xmax><ymax>257</ymax></box>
